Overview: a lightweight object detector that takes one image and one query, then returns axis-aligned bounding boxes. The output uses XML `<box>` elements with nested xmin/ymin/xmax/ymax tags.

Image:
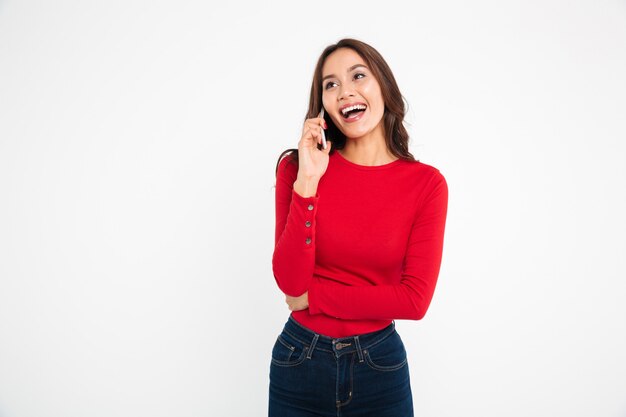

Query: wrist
<box><xmin>293</xmin><ymin>177</ymin><xmax>319</xmax><ymax>197</ymax></box>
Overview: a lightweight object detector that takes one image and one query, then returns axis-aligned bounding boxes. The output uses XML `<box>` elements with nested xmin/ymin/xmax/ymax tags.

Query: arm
<box><xmin>271</xmin><ymin>155</ymin><xmax>320</xmax><ymax>297</ymax></box>
<box><xmin>307</xmin><ymin>172</ymin><xmax>449</xmax><ymax>320</ymax></box>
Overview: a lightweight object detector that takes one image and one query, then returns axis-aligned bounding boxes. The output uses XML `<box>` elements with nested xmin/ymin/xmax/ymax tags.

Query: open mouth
<box><xmin>341</xmin><ymin>104</ymin><xmax>367</xmax><ymax>120</ymax></box>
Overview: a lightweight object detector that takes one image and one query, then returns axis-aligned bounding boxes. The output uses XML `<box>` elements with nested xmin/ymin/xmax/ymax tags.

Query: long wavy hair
<box><xmin>274</xmin><ymin>38</ymin><xmax>416</xmax><ymax>176</ymax></box>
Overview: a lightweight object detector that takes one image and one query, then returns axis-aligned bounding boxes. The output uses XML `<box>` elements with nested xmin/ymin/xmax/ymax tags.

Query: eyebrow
<box><xmin>322</xmin><ymin>64</ymin><xmax>368</xmax><ymax>82</ymax></box>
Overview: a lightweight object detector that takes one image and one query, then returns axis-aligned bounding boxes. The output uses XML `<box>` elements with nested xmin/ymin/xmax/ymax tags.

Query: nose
<box><xmin>338</xmin><ymin>85</ymin><xmax>355</xmax><ymax>102</ymax></box>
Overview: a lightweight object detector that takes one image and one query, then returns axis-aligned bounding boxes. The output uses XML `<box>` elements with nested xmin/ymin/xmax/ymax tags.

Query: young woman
<box><xmin>269</xmin><ymin>38</ymin><xmax>448</xmax><ymax>417</ymax></box>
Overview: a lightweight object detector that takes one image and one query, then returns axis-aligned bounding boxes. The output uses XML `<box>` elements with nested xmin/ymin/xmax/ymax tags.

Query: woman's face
<box><xmin>321</xmin><ymin>48</ymin><xmax>385</xmax><ymax>140</ymax></box>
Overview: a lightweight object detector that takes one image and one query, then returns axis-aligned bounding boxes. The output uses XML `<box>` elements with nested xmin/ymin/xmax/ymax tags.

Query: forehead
<box><xmin>322</xmin><ymin>48</ymin><xmax>366</xmax><ymax>74</ymax></box>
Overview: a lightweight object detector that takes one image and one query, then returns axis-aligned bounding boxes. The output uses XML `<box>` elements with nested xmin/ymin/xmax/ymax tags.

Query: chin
<box><xmin>346</xmin><ymin>126</ymin><xmax>374</xmax><ymax>138</ymax></box>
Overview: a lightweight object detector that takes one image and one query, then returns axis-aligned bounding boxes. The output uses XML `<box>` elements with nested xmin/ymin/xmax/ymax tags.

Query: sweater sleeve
<box><xmin>307</xmin><ymin>172</ymin><xmax>448</xmax><ymax>320</ymax></box>
<box><xmin>271</xmin><ymin>155</ymin><xmax>320</xmax><ymax>297</ymax></box>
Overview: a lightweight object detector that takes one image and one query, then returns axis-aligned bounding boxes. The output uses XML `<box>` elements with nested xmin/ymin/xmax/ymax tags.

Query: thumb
<box><xmin>322</xmin><ymin>140</ymin><xmax>332</xmax><ymax>154</ymax></box>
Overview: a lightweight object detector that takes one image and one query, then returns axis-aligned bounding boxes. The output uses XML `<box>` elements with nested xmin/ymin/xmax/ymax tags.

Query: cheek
<box><xmin>321</xmin><ymin>95</ymin><xmax>329</xmax><ymax>109</ymax></box>
<box><xmin>362</xmin><ymin>84</ymin><xmax>384</xmax><ymax>111</ymax></box>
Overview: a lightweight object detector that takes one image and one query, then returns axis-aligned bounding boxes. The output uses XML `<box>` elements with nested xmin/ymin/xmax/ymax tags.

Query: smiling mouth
<box><xmin>341</xmin><ymin>106</ymin><xmax>367</xmax><ymax>120</ymax></box>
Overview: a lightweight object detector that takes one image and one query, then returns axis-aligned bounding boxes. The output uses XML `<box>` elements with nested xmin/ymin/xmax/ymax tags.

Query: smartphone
<box><xmin>319</xmin><ymin>107</ymin><xmax>327</xmax><ymax>149</ymax></box>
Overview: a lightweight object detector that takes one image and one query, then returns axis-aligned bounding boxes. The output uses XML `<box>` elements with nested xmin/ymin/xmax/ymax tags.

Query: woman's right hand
<box><xmin>297</xmin><ymin>116</ymin><xmax>333</xmax><ymax>181</ymax></box>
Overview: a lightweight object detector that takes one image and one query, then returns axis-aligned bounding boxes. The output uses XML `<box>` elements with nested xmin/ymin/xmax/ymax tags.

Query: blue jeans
<box><xmin>268</xmin><ymin>315</ymin><xmax>414</xmax><ymax>416</ymax></box>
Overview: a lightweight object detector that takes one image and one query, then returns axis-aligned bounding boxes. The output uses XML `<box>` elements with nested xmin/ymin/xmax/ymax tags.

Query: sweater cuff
<box><xmin>289</xmin><ymin>188</ymin><xmax>320</xmax><ymax>249</ymax></box>
<box><xmin>291</xmin><ymin>187</ymin><xmax>320</xmax><ymax>203</ymax></box>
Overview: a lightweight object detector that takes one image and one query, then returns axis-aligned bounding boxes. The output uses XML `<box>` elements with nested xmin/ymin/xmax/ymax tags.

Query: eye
<box><xmin>324</xmin><ymin>73</ymin><xmax>366</xmax><ymax>90</ymax></box>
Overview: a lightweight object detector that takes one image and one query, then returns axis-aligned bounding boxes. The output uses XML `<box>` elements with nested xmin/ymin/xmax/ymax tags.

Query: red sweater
<box><xmin>272</xmin><ymin>150</ymin><xmax>448</xmax><ymax>338</ymax></box>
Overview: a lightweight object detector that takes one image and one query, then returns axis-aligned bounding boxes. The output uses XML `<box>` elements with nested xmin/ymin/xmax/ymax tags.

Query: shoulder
<box><xmin>400</xmin><ymin>160</ymin><xmax>448</xmax><ymax>211</ymax></box>
<box><xmin>276</xmin><ymin>151</ymin><xmax>299</xmax><ymax>181</ymax></box>
<box><xmin>403</xmin><ymin>159</ymin><xmax>446</xmax><ymax>185</ymax></box>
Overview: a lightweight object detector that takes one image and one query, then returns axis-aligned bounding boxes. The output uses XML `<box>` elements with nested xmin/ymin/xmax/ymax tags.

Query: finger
<box><xmin>312</xmin><ymin>117</ymin><xmax>326</xmax><ymax>127</ymax></box>
<box><xmin>314</xmin><ymin>128</ymin><xmax>323</xmax><ymax>145</ymax></box>
<box><xmin>307</xmin><ymin>117</ymin><xmax>325</xmax><ymax>124</ymax></box>
<box><xmin>303</xmin><ymin>118</ymin><xmax>326</xmax><ymax>133</ymax></box>
<box><xmin>303</xmin><ymin>127</ymin><xmax>321</xmax><ymax>142</ymax></box>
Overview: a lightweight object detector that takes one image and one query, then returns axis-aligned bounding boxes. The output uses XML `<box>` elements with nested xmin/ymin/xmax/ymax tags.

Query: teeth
<box><xmin>341</xmin><ymin>104</ymin><xmax>367</xmax><ymax>116</ymax></box>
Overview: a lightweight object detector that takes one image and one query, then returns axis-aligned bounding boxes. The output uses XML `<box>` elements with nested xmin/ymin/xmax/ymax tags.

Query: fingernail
<box><xmin>323</xmin><ymin>121</ymin><xmax>328</xmax><ymax>129</ymax></box>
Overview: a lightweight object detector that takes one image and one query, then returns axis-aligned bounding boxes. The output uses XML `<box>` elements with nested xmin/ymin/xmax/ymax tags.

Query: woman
<box><xmin>269</xmin><ymin>38</ymin><xmax>448</xmax><ymax>417</ymax></box>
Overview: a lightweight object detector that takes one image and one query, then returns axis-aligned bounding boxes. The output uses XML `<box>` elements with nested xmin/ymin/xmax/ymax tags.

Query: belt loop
<box><xmin>307</xmin><ymin>333</ymin><xmax>319</xmax><ymax>359</ymax></box>
<box><xmin>354</xmin><ymin>335</ymin><xmax>364</xmax><ymax>363</ymax></box>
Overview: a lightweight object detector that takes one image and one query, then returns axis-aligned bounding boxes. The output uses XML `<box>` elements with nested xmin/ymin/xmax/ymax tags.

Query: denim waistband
<box><xmin>282</xmin><ymin>315</ymin><xmax>397</xmax><ymax>361</ymax></box>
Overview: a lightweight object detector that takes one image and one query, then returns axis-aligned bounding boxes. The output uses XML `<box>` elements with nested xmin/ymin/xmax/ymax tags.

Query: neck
<box><xmin>340</xmin><ymin>123</ymin><xmax>397</xmax><ymax>166</ymax></box>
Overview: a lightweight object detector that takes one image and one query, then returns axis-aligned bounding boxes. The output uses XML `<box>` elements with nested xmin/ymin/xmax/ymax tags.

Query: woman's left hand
<box><xmin>285</xmin><ymin>291</ymin><xmax>309</xmax><ymax>311</ymax></box>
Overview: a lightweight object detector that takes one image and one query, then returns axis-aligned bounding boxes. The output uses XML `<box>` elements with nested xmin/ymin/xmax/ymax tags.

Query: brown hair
<box><xmin>274</xmin><ymin>37</ymin><xmax>417</xmax><ymax>176</ymax></box>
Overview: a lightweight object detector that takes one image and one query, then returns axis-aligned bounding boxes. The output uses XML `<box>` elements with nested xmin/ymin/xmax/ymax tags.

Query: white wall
<box><xmin>1</xmin><ymin>0</ymin><xmax>625</xmax><ymax>416</ymax></box>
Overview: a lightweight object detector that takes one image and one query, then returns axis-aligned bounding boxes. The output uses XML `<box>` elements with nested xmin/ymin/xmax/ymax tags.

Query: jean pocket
<box><xmin>363</xmin><ymin>331</ymin><xmax>407</xmax><ymax>372</ymax></box>
<box><xmin>271</xmin><ymin>330</ymin><xmax>309</xmax><ymax>367</ymax></box>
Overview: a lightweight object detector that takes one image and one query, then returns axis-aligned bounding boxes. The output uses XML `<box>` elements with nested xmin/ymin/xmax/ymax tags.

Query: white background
<box><xmin>1</xmin><ymin>1</ymin><xmax>625</xmax><ymax>416</ymax></box>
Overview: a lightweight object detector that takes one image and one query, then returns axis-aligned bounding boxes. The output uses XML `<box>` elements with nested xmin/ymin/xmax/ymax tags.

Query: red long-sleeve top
<box><xmin>272</xmin><ymin>150</ymin><xmax>448</xmax><ymax>338</ymax></box>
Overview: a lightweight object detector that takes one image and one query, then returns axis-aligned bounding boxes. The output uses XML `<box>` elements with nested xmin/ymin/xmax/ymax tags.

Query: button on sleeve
<box><xmin>292</xmin><ymin>188</ymin><xmax>319</xmax><ymax>247</ymax></box>
<box><xmin>272</xmin><ymin>156</ymin><xmax>321</xmax><ymax>297</ymax></box>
